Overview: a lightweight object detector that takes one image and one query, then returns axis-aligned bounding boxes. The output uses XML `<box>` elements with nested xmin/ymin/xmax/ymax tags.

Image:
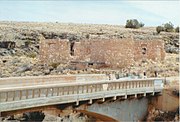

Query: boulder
<box><xmin>16</xmin><ymin>64</ymin><xmax>32</xmax><ymax>73</ymax></box>
<box><xmin>43</xmin><ymin>114</ymin><xmax>62</xmax><ymax>122</ymax></box>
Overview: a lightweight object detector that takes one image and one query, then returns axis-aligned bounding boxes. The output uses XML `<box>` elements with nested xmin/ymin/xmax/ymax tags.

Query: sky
<box><xmin>0</xmin><ymin>0</ymin><xmax>179</xmax><ymax>26</ymax></box>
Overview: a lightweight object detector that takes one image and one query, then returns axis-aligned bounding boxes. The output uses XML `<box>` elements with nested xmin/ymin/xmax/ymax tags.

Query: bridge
<box><xmin>0</xmin><ymin>74</ymin><xmax>164</xmax><ymax>121</ymax></box>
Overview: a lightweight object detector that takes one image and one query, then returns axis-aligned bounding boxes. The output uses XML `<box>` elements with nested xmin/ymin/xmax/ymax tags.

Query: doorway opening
<box><xmin>70</xmin><ymin>42</ymin><xmax>75</xmax><ymax>56</ymax></box>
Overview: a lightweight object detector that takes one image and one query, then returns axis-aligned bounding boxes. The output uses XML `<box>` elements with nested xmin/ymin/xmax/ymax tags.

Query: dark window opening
<box><xmin>88</xmin><ymin>63</ymin><xmax>93</xmax><ymax>66</ymax></box>
<box><xmin>70</xmin><ymin>42</ymin><xmax>75</xmax><ymax>56</ymax></box>
<box><xmin>142</xmin><ymin>47</ymin><xmax>147</xmax><ymax>55</ymax></box>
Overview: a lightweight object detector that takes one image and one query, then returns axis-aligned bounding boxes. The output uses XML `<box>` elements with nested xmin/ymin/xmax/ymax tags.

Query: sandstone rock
<box><xmin>43</xmin><ymin>114</ymin><xmax>62</xmax><ymax>122</ymax></box>
<box><xmin>33</xmin><ymin>71</ymin><xmax>44</xmax><ymax>76</ymax></box>
<box><xmin>151</xmin><ymin>107</ymin><xmax>156</xmax><ymax>114</ymax></box>
<box><xmin>16</xmin><ymin>64</ymin><xmax>32</xmax><ymax>73</ymax></box>
<box><xmin>56</xmin><ymin>65</ymin><xmax>64</xmax><ymax>72</ymax></box>
<box><xmin>50</xmin><ymin>70</ymin><xmax>57</xmax><ymax>75</ymax></box>
<box><xmin>43</xmin><ymin>69</ymin><xmax>50</xmax><ymax>75</ymax></box>
<box><xmin>154</xmin><ymin>110</ymin><xmax>159</xmax><ymax>116</ymax></box>
<box><xmin>13</xmin><ymin>114</ymin><xmax>23</xmax><ymax>120</ymax></box>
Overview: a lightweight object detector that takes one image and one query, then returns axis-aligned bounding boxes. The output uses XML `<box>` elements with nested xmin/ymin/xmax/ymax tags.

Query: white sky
<box><xmin>0</xmin><ymin>1</ymin><xmax>179</xmax><ymax>26</ymax></box>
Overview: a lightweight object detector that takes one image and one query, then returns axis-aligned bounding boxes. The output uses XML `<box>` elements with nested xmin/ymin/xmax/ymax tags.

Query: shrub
<box><xmin>85</xmin><ymin>34</ymin><xmax>90</xmax><ymax>39</ymax></box>
<box><xmin>156</xmin><ymin>26</ymin><xmax>164</xmax><ymax>34</ymax></box>
<box><xmin>25</xmin><ymin>40</ymin><xmax>31</xmax><ymax>47</ymax></box>
<box><xmin>50</xmin><ymin>62</ymin><xmax>60</xmax><ymax>69</ymax></box>
<box><xmin>139</xmin><ymin>22</ymin><xmax>145</xmax><ymax>27</ymax></box>
<box><xmin>125</xmin><ymin>19</ymin><xmax>144</xmax><ymax>29</ymax></box>
<box><xmin>175</xmin><ymin>26</ymin><xmax>179</xmax><ymax>33</ymax></box>
<box><xmin>27</xmin><ymin>52</ymin><xmax>36</xmax><ymax>58</ymax></box>
<box><xmin>163</xmin><ymin>22</ymin><xmax>174</xmax><ymax>32</ymax></box>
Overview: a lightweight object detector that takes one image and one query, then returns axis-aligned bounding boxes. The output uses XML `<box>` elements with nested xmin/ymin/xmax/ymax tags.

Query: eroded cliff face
<box><xmin>146</xmin><ymin>106</ymin><xmax>179</xmax><ymax>121</ymax></box>
<box><xmin>146</xmin><ymin>78</ymin><xmax>179</xmax><ymax>122</ymax></box>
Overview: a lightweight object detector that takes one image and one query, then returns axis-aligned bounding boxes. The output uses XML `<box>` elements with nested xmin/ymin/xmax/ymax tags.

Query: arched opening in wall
<box><xmin>142</xmin><ymin>47</ymin><xmax>147</xmax><ymax>55</ymax></box>
<box><xmin>70</xmin><ymin>42</ymin><xmax>75</xmax><ymax>56</ymax></box>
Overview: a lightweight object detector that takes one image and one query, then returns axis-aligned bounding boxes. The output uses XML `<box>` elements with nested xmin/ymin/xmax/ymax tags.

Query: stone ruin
<box><xmin>39</xmin><ymin>37</ymin><xmax>165</xmax><ymax>69</ymax></box>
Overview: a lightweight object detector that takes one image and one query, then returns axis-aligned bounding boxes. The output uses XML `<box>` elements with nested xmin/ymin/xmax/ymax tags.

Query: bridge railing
<box><xmin>0</xmin><ymin>74</ymin><xmax>108</xmax><ymax>87</ymax></box>
<box><xmin>0</xmin><ymin>78</ymin><xmax>162</xmax><ymax>103</ymax></box>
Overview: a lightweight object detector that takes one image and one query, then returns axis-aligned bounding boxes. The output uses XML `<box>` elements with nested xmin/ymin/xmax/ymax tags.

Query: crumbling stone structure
<box><xmin>39</xmin><ymin>38</ymin><xmax>165</xmax><ymax>69</ymax></box>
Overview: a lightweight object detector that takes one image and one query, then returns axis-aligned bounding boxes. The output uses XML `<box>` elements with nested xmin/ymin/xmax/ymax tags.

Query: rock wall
<box><xmin>74</xmin><ymin>39</ymin><xmax>135</xmax><ymax>68</ymax></box>
<box><xmin>91</xmin><ymin>39</ymin><xmax>134</xmax><ymax>68</ymax></box>
<box><xmin>134</xmin><ymin>39</ymin><xmax>165</xmax><ymax>61</ymax></box>
<box><xmin>39</xmin><ymin>38</ymin><xmax>165</xmax><ymax>69</ymax></box>
<box><xmin>39</xmin><ymin>39</ymin><xmax>70</xmax><ymax>64</ymax></box>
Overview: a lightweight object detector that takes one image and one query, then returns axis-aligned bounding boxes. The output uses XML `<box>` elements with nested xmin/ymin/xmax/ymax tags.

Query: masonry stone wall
<box><xmin>74</xmin><ymin>41</ymin><xmax>91</xmax><ymax>61</ymax></box>
<box><xmin>134</xmin><ymin>39</ymin><xmax>165</xmax><ymax>61</ymax></box>
<box><xmin>39</xmin><ymin>38</ymin><xmax>165</xmax><ymax>69</ymax></box>
<box><xmin>88</xmin><ymin>39</ymin><xmax>134</xmax><ymax>68</ymax></box>
<box><xmin>39</xmin><ymin>39</ymin><xmax>70</xmax><ymax>64</ymax></box>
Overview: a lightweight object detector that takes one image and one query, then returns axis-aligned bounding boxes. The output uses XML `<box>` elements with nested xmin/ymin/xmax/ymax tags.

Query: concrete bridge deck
<box><xmin>0</xmin><ymin>74</ymin><xmax>164</xmax><ymax>113</ymax></box>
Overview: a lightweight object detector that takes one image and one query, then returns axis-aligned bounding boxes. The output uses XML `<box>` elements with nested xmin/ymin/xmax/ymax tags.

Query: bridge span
<box><xmin>0</xmin><ymin>74</ymin><xmax>164</xmax><ymax>121</ymax></box>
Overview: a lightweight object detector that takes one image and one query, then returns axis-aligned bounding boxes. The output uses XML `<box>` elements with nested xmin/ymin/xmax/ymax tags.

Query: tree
<box><xmin>163</xmin><ymin>22</ymin><xmax>174</xmax><ymax>32</ymax></box>
<box><xmin>156</xmin><ymin>26</ymin><xmax>164</xmax><ymax>34</ymax></box>
<box><xmin>139</xmin><ymin>22</ymin><xmax>145</xmax><ymax>27</ymax></box>
<box><xmin>125</xmin><ymin>19</ymin><xmax>144</xmax><ymax>29</ymax></box>
<box><xmin>175</xmin><ymin>26</ymin><xmax>179</xmax><ymax>33</ymax></box>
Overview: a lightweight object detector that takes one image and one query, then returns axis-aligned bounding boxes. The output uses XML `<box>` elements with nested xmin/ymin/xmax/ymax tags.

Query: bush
<box><xmin>27</xmin><ymin>52</ymin><xmax>36</xmax><ymax>58</ymax></box>
<box><xmin>139</xmin><ymin>22</ymin><xmax>145</xmax><ymax>27</ymax></box>
<box><xmin>125</xmin><ymin>19</ymin><xmax>144</xmax><ymax>29</ymax></box>
<box><xmin>50</xmin><ymin>62</ymin><xmax>60</xmax><ymax>69</ymax></box>
<box><xmin>163</xmin><ymin>22</ymin><xmax>174</xmax><ymax>32</ymax></box>
<box><xmin>25</xmin><ymin>40</ymin><xmax>31</xmax><ymax>47</ymax></box>
<box><xmin>175</xmin><ymin>26</ymin><xmax>179</xmax><ymax>33</ymax></box>
<box><xmin>156</xmin><ymin>26</ymin><xmax>164</xmax><ymax>34</ymax></box>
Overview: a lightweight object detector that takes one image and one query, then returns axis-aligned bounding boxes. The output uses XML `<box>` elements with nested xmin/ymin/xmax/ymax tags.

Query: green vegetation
<box><xmin>27</xmin><ymin>52</ymin><xmax>37</xmax><ymax>58</ymax></box>
<box><xmin>156</xmin><ymin>22</ymin><xmax>177</xmax><ymax>34</ymax></box>
<box><xmin>175</xmin><ymin>26</ymin><xmax>179</xmax><ymax>33</ymax></box>
<box><xmin>125</xmin><ymin>19</ymin><xmax>144</xmax><ymax>29</ymax></box>
<box><xmin>164</xmin><ymin>22</ymin><xmax>174</xmax><ymax>32</ymax></box>
<box><xmin>25</xmin><ymin>40</ymin><xmax>32</xmax><ymax>47</ymax></box>
<box><xmin>50</xmin><ymin>62</ymin><xmax>60</xmax><ymax>69</ymax></box>
<box><xmin>156</xmin><ymin>26</ymin><xmax>164</xmax><ymax>34</ymax></box>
